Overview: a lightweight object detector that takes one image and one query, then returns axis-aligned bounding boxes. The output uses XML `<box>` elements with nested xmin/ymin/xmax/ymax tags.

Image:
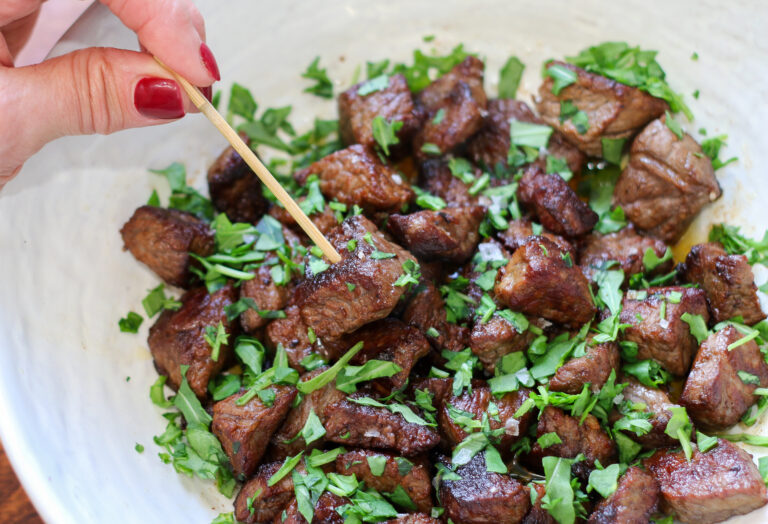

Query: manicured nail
<box><xmin>134</xmin><ymin>77</ymin><xmax>185</xmax><ymax>119</ymax></box>
<box><xmin>199</xmin><ymin>85</ymin><xmax>213</xmax><ymax>103</ymax></box>
<box><xmin>200</xmin><ymin>42</ymin><xmax>221</xmax><ymax>81</ymax></box>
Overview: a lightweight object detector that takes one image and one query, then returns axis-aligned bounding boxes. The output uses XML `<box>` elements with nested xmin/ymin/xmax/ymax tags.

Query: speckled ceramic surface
<box><xmin>1</xmin><ymin>1</ymin><xmax>766</xmax><ymax>522</ymax></box>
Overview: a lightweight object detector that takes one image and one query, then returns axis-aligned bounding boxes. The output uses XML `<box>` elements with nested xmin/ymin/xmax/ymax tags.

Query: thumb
<box><xmin>0</xmin><ymin>47</ymin><xmax>200</xmax><ymax>184</ymax></box>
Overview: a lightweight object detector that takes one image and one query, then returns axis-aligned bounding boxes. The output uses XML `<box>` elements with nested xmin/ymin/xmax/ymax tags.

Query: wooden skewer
<box><xmin>155</xmin><ymin>57</ymin><xmax>342</xmax><ymax>264</ymax></box>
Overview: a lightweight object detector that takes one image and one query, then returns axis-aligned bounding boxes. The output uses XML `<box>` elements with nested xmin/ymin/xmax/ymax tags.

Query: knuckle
<box><xmin>69</xmin><ymin>48</ymin><xmax>125</xmax><ymax>135</ymax></box>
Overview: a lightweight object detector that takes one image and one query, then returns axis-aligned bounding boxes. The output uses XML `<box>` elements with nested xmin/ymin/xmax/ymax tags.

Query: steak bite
<box><xmin>212</xmin><ymin>385</ymin><xmax>297</xmax><ymax>478</ymax></box>
<box><xmin>680</xmin><ymin>326</ymin><xmax>768</xmax><ymax>431</ymax></box>
<box><xmin>645</xmin><ymin>439</ymin><xmax>768</xmax><ymax>524</ymax></box>
<box><xmin>517</xmin><ymin>166</ymin><xmax>598</xmax><ymax>237</ymax></box>
<box><xmin>240</xmin><ymin>265</ymin><xmax>292</xmax><ymax>334</ymax></box>
<box><xmin>579</xmin><ymin>226</ymin><xmax>671</xmax><ymax>282</ymax></box>
<box><xmin>401</xmin><ymin>280</ymin><xmax>470</xmax><ymax>352</ymax></box>
<box><xmin>293</xmin><ymin>144</ymin><xmax>413</xmax><ymax>214</ymax></box>
<box><xmin>294</xmin><ymin>215</ymin><xmax>416</xmax><ymax>340</ymax></box>
<box><xmin>614</xmin><ymin>117</ymin><xmax>722</xmax><ymax>243</ymax></box>
<box><xmin>120</xmin><ymin>205</ymin><xmax>214</xmax><ymax>288</ymax></box>
<box><xmin>495</xmin><ymin>236</ymin><xmax>596</xmax><ymax>326</ymax></box>
<box><xmin>680</xmin><ymin>242</ymin><xmax>766</xmax><ymax>325</ymax></box>
<box><xmin>265</xmin><ymin>304</ymin><xmax>320</xmax><ymax>371</ymax></box>
<box><xmin>387</xmin><ymin>205</ymin><xmax>486</xmax><ymax>263</ymax></box>
<box><xmin>524</xmin><ymin>483</ymin><xmax>557</xmax><ymax>524</ymax></box>
<box><xmin>615</xmin><ymin>378</ymin><xmax>679</xmax><ymax>449</ymax></box>
<box><xmin>269</xmin><ymin>200</ymin><xmax>340</xmax><ymax>236</ymax></box>
<box><xmin>147</xmin><ymin>284</ymin><xmax>236</xmax><ymax>398</ymax></box>
<box><xmin>413</xmin><ymin>56</ymin><xmax>488</xmax><ymax>156</ymax></box>
<box><xmin>587</xmin><ymin>466</ymin><xmax>659</xmax><ymax>524</ymax></box>
<box><xmin>619</xmin><ymin>286</ymin><xmax>709</xmax><ymax>376</ymax></box>
<box><xmin>438</xmin><ymin>452</ymin><xmax>531</xmax><ymax>524</ymax></box>
<box><xmin>549</xmin><ymin>337</ymin><xmax>620</xmax><ymax>394</ymax></box>
<box><xmin>336</xmin><ymin>450</ymin><xmax>433</xmax><ymax>513</ymax></box>
<box><xmin>386</xmin><ymin>515</ymin><xmax>440</xmax><ymax>524</ymax></box>
<box><xmin>536</xmin><ymin>61</ymin><xmax>667</xmax><ymax>157</ymax></box>
<box><xmin>466</xmin><ymin>98</ymin><xmax>586</xmax><ymax>174</ymax></box>
<box><xmin>496</xmin><ymin>217</ymin><xmax>575</xmax><ymax>259</ymax></box>
<box><xmin>278</xmin><ymin>492</ymin><xmax>347</xmax><ymax>524</ymax></box>
<box><xmin>207</xmin><ymin>138</ymin><xmax>269</xmax><ymax>224</ymax></box>
<box><xmin>235</xmin><ymin>460</ymin><xmax>297</xmax><ymax>524</ymax></box>
<box><xmin>470</xmin><ymin>313</ymin><xmax>536</xmax><ymax>373</ymax></box>
<box><xmin>322</xmin><ymin>393</ymin><xmax>440</xmax><ymax>456</ymax></box>
<box><xmin>338</xmin><ymin>73</ymin><xmax>420</xmax><ymax>151</ymax></box>
<box><xmin>418</xmin><ymin>158</ymin><xmax>477</xmax><ymax>207</ymax></box>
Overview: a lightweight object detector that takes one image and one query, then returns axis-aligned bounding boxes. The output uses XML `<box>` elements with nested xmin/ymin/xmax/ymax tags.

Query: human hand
<box><xmin>0</xmin><ymin>0</ymin><xmax>220</xmax><ymax>189</ymax></box>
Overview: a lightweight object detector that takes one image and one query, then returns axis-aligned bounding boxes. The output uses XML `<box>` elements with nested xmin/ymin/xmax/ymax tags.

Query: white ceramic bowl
<box><xmin>1</xmin><ymin>1</ymin><xmax>767</xmax><ymax>522</ymax></box>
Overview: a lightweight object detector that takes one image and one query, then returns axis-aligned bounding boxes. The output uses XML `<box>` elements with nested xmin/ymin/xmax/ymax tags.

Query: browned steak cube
<box><xmin>536</xmin><ymin>61</ymin><xmax>668</xmax><ymax>157</ymax></box>
<box><xmin>147</xmin><ymin>284</ymin><xmax>236</xmax><ymax>398</ymax></box>
<box><xmin>293</xmin><ymin>144</ymin><xmax>413</xmax><ymax>214</ymax></box>
<box><xmin>269</xmin><ymin>200</ymin><xmax>340</xmax><ymax>236</ymax></box>
<box><xmin>418</xmin><ymin>158</ymin><xmax>477</xmax><ymax>207</ymax></box>
<box><xmin>614</xmin><ymin>377</ymin><xmax>678</xmax><ymax>449</ymax></box>
<box><xmin>579</xmin><ymin>226</ymin><xmax>671</xmax><ymax>282</ymax></box>
<box><xmin>336</xmin><ymin>450</ymin><xmax>433</xmax><ymax>513</ymax></box>
<box><xmin>496</xmin><ymin>217</ymin><xmax>575</xmax><ymax>259</ymax></box>
<box><xmin>645</xmin><ymin>439</ymin><xmax>768</xmax><ymax>524</ymax></box>
<box><xmin>518</xmin><ymin>166</ymin><xmax>598</xmax><ymax>237</ymax></box>
<box><xmin>207</xmin><ymin>138</ymin><xmax>268</xmax><ymax>224</ymax></box>
<box><xmin>338</xmin><ymin>73</ymin><xmax>420</xmax><ymax>151</ymax></box>
<box><xmin>388</xmin><ymin>205</ymin><xmax>485</xmax><ymax>263</ymax></box>
<box><xmin>269</xmin><ymin>367</ymin><xmax>346</xmax><ymax>459</ymax></box>
<box><xmin>437</xmin><ymin>380</ymin><xmax>532</xmax><ymax>451</ymax></box>
<box><xmin>680</xmin><ymin>242</ymin><xmax>766</xmax><ymax>325</ymax></box>
<box><xmin>549</xmin><ymin>336</ymin><xmax>619</xmax><ymax>394</ymax></box>
<box><xmin>466</xmin><ymin>98</ymin><xmax>585</xmax><ymax>174</ymax></box>
<box><xmin>322</xmin><ymin>394</ymin><xmax>440</xmax><ymax>456</ymax></box>
<box><xmin>240</xmin><ymin>265</ymin><xmax>292</xmax><ymax>333</ymax></box>
<box><xmin>614</xmin><ymin>117</ymin><xmax>721</xmax><ymax>243</ymax></box>
<box><xmin>680</xmin><ymin>325</ymin><xmax>768</xmax><ymax>431</ymax></box>
<box><xmin>495</xmin><ymin>237</ymin><xmax>596</xmax><ymax>326</ymax></box>
<box><xmin>120</xmin><ymin>205</ymin><xmax>214</xmax><ymax>288</ymax></box>
<box><xmin>413</xmin><ymin>56</ymin><xmax>488</xmax><ymax>156</ymax></box>
<box><xmin>295</xmin><ymin>215</ymin><xmax>416</xmax><ymax>340</ymax></box>
<box><xmin>588</xmin><ymin>466</ymin><xmax>659</xmax><ymax>524</ymax></box>
<box><xmin>439</xmin><ymin>452</ymin><xmax>530</xmax><ymax>524</ymax></box>
<box><xmin>619</xmin><ymin>286</ymin><xmax>709</xmax><ymax>376</ymax></box>
<box><xmin>277</xmin><ymin>492</ymin><xmax>347</xmax><ymax>524</ymax></box>
<box><xmin>402</xmin><ymin>280</ymin><xmax>470</xmax><ymax>352</ymax></box>
<box><xmin>470</xmin><ymin>314</ymin><xmax>536</xmax><ymax>373</ymax></box>
<box><xmin>265</xmin><ymin>305</ymin><xmax>319</xmax><ymax>371</ymax></box>
<box><xmin>386</xmin><ymin>515</ymin><xmax>440</xmax><ymax>524</ymax></box>
<box><xmin>212</xmin><ymin>385</ymin><xmax>297</xmax><ymax>478</ymax></box>
<box><xmin>235</xmin><ymin>460</ymin><xmax>298</xmax><ymax>524</ymax></box>
<box><xmin>524</xmin><ymin>483</ymin><xmax>556</xmax><ymax>524</ymax></box>
<box><xmin>528</xmin><ymin>406</ymin><xmax>617</xmax><ymax>480</ymax></box>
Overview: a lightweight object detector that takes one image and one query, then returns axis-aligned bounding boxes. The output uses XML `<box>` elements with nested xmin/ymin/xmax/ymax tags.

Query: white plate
<box><xmin>1</xmin><ymin>1</ymin><xmax>767</xmax><ymax>522</ymax></box>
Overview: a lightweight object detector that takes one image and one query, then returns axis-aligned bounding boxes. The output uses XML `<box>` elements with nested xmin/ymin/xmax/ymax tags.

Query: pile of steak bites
<box><xmin>120</xmin><ymin>53</ymin><xmax>768</xmax><ymax>524</ymax></box>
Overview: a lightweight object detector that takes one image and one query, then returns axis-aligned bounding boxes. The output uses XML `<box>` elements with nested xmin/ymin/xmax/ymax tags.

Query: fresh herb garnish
<box><xmin>302</xmin><ymin>57</ymin><xmax>333</xmax><ymax>98</ymax></box>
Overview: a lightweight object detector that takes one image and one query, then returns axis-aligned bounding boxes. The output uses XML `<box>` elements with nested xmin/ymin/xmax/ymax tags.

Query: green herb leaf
<box><xmin>227</xmin><ymin>83</ymin><xmax>257</xmax><ymax>121</ymax></box>
<box><xmin>297</xmin><ymin>342</ymin><xmax>364</xmax><ymax>394</ymax></box>
<box><xmin>420</xmin><ymin>142</ymin><xmax>442</xmax><ymax>155</ymax></box>
<box><xmin>367</xmin><ymin>455</ymin><xmax>388</xmax><ymax>476</ymax></box>
<box><xmin>499</xmin><ymin>56</ymin><xmax>525</xmax><ymax>99</ymax></box>
<box><xmin>204</xmin><ymin>321</ymin><xmax>228</xmax><ymax>362</ymax></box>
<box><xmin>118</xmin><ymin>311</ymin><xmax>143</xmax><ymax>333</ymax></box>
<box><xmin>150</xmin><ymin>376</ymin><xmax>172</xmax><ymax>408</ymax></box>
<box><xmin>587</xmin><ymin>463</ymin><xmax>620</xmax><ymax>498</ymax></box>
<box><xmin>701</xmin><ymin>135</ymin><xmax>738</xmax><ymax>170</ymax></box>
<box><xmin>546</xmin><ymin>63</ymin><xmax>578</xmax><ymax>95</ymax></box>
<box><xmin>665</xmin><ymin>406</ymin><xmax>693</xmax><ymax>460</ymax></box>
<box><xmin>622</xmin><ymin>359</ymin><xmax>672</xmax><ymax>388</ymax></box>
<box><xmin>709</xmin><ymin>224</ymin><xmax>768</xmax><ymax>266</ymax></box>
<box><xmin>510</xmin><ymin>120</ymin><xmax>553</xmax><ymax>149</ymax></box>
<box><xmin>302</xmin><ymin>57</ymin><xmax>333</xmax><ymax>98</ymax></box>
<box><xmin>335</xmin><ymin>359</ymin><xmax>402</xmax><ymax>394</ymax></box>
<box><xmin>142</xmin><ymin>284</ymin><xmax>181</xmax><ymax>318</ymax></box>
<box><xmin>372</xmin><ymin>116</ymin><xmax>403</xmax><ymax>156</ymax></box>
<box><xmin>664</xmin><ymin>111</ymin><xmax>684</xmax><ymax>139</ymax></box>
<box><xmin>268</xmin><ymin>452</ymin><xmax>304</xmax><ymax>486</ymax></box>
<box><xmin>358</xmin><ymin>74</ymin><xmax>390</xmax><ymax>96</ymax></box>
<box><xmin>696</xmin><ymin>431</ymin><xmax>719</xmax><ymax>453</ymax></box>
<box><xmin>175</xmin><ymin>365</ymin><xmax>212</xmax><ymax>428</ymax></box>
<box><xmin>537</xmin><ymin>432</ymin><xmax>563</xmax><ymax>449</ymax></box>
<box><xmin>541</xmin><ymin>456</ymin><xmax>576</xmax><ymax>524</ymax></box>
<box><xmin>300</xmin><ymin>409</ymin><xmax>327</xmax><ymax>445</ymax></box>
<box><xmin>601</xmin><ymin>137</ymin><xmax>626</xmax><ymax>164</ymax></box>
<box><xmin>412</xmin><ymin>186</ymin><xmax>446</xmax><ymax>210</ymax></box>
<box><xmin>739</xmin><ymin>370</ymin><xmax>761</xmax><ymax>385</ymax></box>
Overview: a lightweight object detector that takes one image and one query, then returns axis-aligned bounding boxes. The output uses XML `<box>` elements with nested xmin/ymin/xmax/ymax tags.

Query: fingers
<box><xmin>0</xmin><ymin>0</ymin><xmax>42</xmax><ymax>26</ymax></box>
<box><xmin>100</xmin><ymin>0</ymin><xmax>218</xmax><ymax>86</ymax></box>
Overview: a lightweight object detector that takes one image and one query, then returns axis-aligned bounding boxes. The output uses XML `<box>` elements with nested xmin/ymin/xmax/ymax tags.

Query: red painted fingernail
<box><xmin>200</xmin><ymin>42</ymin><xmax>220</xmax><ymax>81</ymax></box>
<box><xmin>134</xmin><ymin>78</ymin><xmax>185</xmax><ymax>119</ymax></box>
<box><xmin>200</xmin><ymin>85</ymin><xmax>213</xmax><ymax>103</ymax></box>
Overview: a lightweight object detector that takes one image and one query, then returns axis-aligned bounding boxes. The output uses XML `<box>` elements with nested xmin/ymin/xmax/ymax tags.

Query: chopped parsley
<box><xmin>357</xmin><ymin>74</ymin><xmax>390</xmax><ymax>96</ymax></box>
<box><xmin>546</xmin><ymin>63</ymin><xmax>578</xmax><ymax>94</ymax></box>
<box><xmin>301</xmin><ymin>57</ymin><xmax>333</xmax><ymax>98</ymax></box>
<box><xmin>499</xmin><ymin>56</ymin><xmax>525</xmax><ymax>99</ymax></box>
<box><xmin>709</xmin><ymin>224</ymin><xmax>768</xmax><ymax>266</ymax></box>
<box><xmin>142</xmin><ymin>284</ymin><xmax>181</xmax><ymax>317</ymax></box>
<box><xmin>372</xmin><ymin>116</ymin><xmax>403</xmax><ymax>156</ymax></box>
<box><xmin>118</xmin><ymin>311</ymin><xmax>143</xmax><ymax>333</ymax></box>
<box><xmin>510</xmin><ymin>120</ymin><xmax>553</xmax><ymax>149</ymax></box>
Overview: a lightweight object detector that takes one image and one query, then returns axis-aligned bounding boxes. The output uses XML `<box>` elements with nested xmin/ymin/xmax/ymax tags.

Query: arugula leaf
<box><xmin>546</xmin><ymin>63</ymin><xmax>578</xmax><ymax>95</ymax></box>
<box><xmin>204</xmin><ymin>321</ymin><xmax>228</xmax><ymax>362</ymax></box>
<box><xmin>709</xmin><ymin>223</ymin><xmax>768</xmax><ymax>266</ymax></box>
<box><xmin>174</xmin><ymin>365</ymin><xmax>212</xmax><ymax>428</ymax></box>
<box><xmin>227</xmin><ymin>83</ymin><xmax>257</xmax><ymax>121</ymax></box>
<box><xmin>335</xmin><ymin>359</ymin><xmax>402</xmax><ymax>394</ymax></box>
<box><xmin>587</xmin><ymin>464</ymin><xmax>620</xmax><ymax>498</ymax></box>
<box><xmin>234</xmin><ymin>336</ymin><xmax>266</xmax><ymax>375</ymax></box>
<box><xmin>209</xmin><ymin>374</ymin><xmax>241</xmax><ymax>401</ymax></box>
<box><xmin>268</xmin><ymin>452</ymin><xmax>304</xmax><ymax>486</ymax></box>
<box><xmin>541</xmin><ymin>456</ymin><xmax>576</xmax><ymax>524</ymax></box>
<box><xmin>665</xmin><ymin>406</ymin><xmax>694</xmax><ymax>460</ymax></box>
<box><xmin>499</xmin><ymin>56</ymin><xmax>525</xmax><ymax>99</ymax></box>
<box><xmin>510</xmin><ymin>120</ymin><xmax>553</xmax><ymax>149</ymax></box>
<box><xmin>367</xmin><ymin>455</ymin><xmax>387</xmax><ymax>476</ymax></box>
<box><xmin>372</xmin><ymin>115</ymin><xmax>403</xmax><ymax>156</ymax></box>
<box><xmin>118</xmin><ymin>311</ymin><xmax>143</xmax><ymax>333</ymax></box>
<box><xmin>297</xmin><ymin>342</ymin><xmax>364</xmax><ymax>394</ymax></box>
<box><xmin>301</xmin><ymin>57</ymin><xmax>333</xmax><ymax>98</ymax></box>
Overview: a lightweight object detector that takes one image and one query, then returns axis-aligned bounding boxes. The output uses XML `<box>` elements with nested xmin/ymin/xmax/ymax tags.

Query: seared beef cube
<box><xmin>386</xmin><ymin>515</ymin><xmax>440</xmax><ymax>524</ymax></box>
<box><xmin>537</xmin><ymin>61</ymin><xmax>667</xmax><ymax>157</ymax></box>
<box><xmin>615</xmin><ymin>378</ymin><xmax>678</xmax><ymax>449</ymax></box>
<box><xmin>524</xmin><ymin>483</ymin><xmax>556</xmax><ymax>524</ymax></box>
<box><xmin>336</xmin><ymin>450</ymin><xmax>433</xmax><ymax>513</ymax></box>
<box><xmin>439</xmin><ymin>452</ymin><xmax>530</xmax><ymax>524</ymax></box>
<box><xmin>619</xmin><ymin>286</ymin><xmax>709</xmax><ymax>376</ymax></box>
<box><xmin>549</xmin><ymin>336</ymin><xmax>619</xmax><ymax>394</ymax></box>
<box><xmin>322</xmin><ymin>394</ymin><xmax>440</xmax><ymax>456</ymax></box>
<box><xmin>295</xmin><ymin>215</ymin><xmax>416</xmax><ymax>340</ymax></box>
<box><xmin>681</xmin><ymin>242</ymin><xmax>766</xmax><ymax>325</ymax></box>
<box><xmin>402</xmin><ymin>280</ymin><xmax>470</xmax><ymax>352</ymax></box>
<box><xmin>470</xmin><ymin>314</ymin><xmax>536</xmax><ymax>373</ymax></box>
<box><xmin>269</xmin><ymin>368</ymin><xmax>346</xmax><ymax>459</ymax></box>
<box><xmin>147</xmin><ymin>284</ymin><xmax>236</xmax><ymax>398</ymax></box>
<box><xmin>529</xmin><ymin>406</ymin><xmax>616</xmax><ymax>479</ymax></box>
<box><xmin>120</xmin><ymin>205</ymin><xmax>214</xmax><ymax>288</ymax></box>
<box><xmin>418</xmin><ymin>158</ymin><xmax>477</xmax><ymax>207</ymax></box>
<box><xmin>413</xmin><ymin>56</ymin><xmax>488</xmax><ymax>155</ymax></box>
<box><xmin>240</xmin><ymin>265</ymin><xmax>292</xmax><ymax>333</ymax></box>
<box><xmin>579</xmin><ymin>226</ymin><xmax>671</xmax><ymax>282</ymax></box>
<box><xmin>212</xmin><ymin>385</ymin><xmax>297</xmax><ymax>478</ymax></box>
<box><xmin>388</xmin><ymin>205</ymin><xmax>485</xmax><ymax>263</ymax></box>
<box><xmin>235</xmin><ymin>460</ymin><xmax>297</xmax><ymax>524</ymax></box>
<box><xmin>496</xmin><ymin>217</ymin><xmax>575</xmax><ymax>259</ymax></box>
<box><xmin>680</xmin><ymin>326</ymin><xmax>768</xmax><ymax>430</ymax></box>
<box><xmin>588</xmin><ymin>466</ymin><xmax>659</xmax><ymax>524</ymax></box>
<box><xmin>265</xmin><ymin>305</ymin><xmax>318</xmax><ymax>371</ymax></box>
<box><xmin>294</xmin><ymin>144</ymin><xmax>413</xmax><ymax>214</ymax></box>
<box><xmin>269</xmin><ymin>200</ymin><xmax>340</xmax><ymax>236</ymax></box>
<box><xmin>338</xmin><ymin>73</ymin><xmax>420</xmax><ymax>151</ymax></box>
<box><xmin>614</xmin><ymin>117</ymin><xmax>721</xmax><ymax>243</ymax></box>
<box><xmin>518</xmin><ymin>166</ymin><xmax>598</xmax><ymax>237</ymax></box>
<box><xmin>437</xmin><ymin>380</ymin><xmax>532</xmax><ymax>451</ymax></box>
<box><xmin>466</xmin><ymin>98</ymin><xmax>585</xmax><ymax>174</ymax></box>
<box><xmin>645</xmin><ymin>439</ymin><xmax>768</xmax><ymax>524</ymax></box>
<box><xmin>277</xmin><ymin>492</ymin><xmax>347</xmax><ymax>524</ymax></box>
<box><xmin>207</xmin><ymin>139</ymin><xmax>268</xmax><ymax>224</ymax></box>
<box><xmin>495</xmin><ymin>237</ymin><xmax>596</xmax><ymax>326</ymax></box>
